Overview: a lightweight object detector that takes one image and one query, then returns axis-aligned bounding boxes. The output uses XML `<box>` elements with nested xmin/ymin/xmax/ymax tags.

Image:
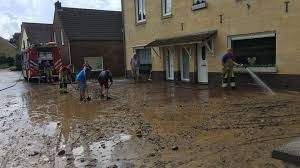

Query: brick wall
<box><xmin>53</xmin><ymin>11</ymin><xmax>71</xmax><ymax>65</ymax></box>
<box><xmin>70</xmin><ymin>40</ymin><xmax>124</xmax><ymax>76</ymax></box>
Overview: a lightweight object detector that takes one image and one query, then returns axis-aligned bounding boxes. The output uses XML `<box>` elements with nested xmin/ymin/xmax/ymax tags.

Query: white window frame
<box><xmin>228</xmin><ymin>32</ymin><xmax>276</xmax><ymax>48</ymax></box>
<box><xmin>180</xmin><ymin>47</ymin><xmax>190</xmax><ymax>82</ymax></box>
<box><xmin>162</xmin><ymin>0</ymin><xmax>172</xmax><ymax>16</ymax></box>
<box><xmin>84</xmin><ymin>57</ymin><xmax>104</xmax><ymax>71</ymax></box>
<box><xmin>135</xmin><ymin>0</ymin><xmax>146</xmax><ymax>23</ymax></box>
<box><xmin>60</xmin><ymin>29</ymin><xmax>64</xmax><ymax>45</ymax></box>
<box><xmin>228</xmin><ymin>32</ymin><xmax>277</xmax><ymax>73</ymax></box>
<box><xmin>53</xmin><ymin>32</ymin><xmax>56</xmax><ymax>43</ymax></box>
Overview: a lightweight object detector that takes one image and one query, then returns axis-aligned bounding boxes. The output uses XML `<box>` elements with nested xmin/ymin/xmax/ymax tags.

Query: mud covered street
<box><xmin>0</xmin><ymin>69</ymin><xmax>300</xmax><ymax>168</ymax></box>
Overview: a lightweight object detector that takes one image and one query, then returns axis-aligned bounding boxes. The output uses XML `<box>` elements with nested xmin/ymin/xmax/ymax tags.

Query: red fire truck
<box><xmin>21</xmin><ymin>42</ymin><xmax>63</xmax><ymax>82</ymax></box>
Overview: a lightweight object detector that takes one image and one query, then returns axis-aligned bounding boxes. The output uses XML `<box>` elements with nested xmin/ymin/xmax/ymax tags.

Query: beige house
<box><xmin>0</xmin><ymin>36</ymin><xmax>16</xmax><ymax>58</ymax></box>
<box><xmin>122</xmin><ymin>0</ymin><xmax>300</xmax><ymax>89</ymax></box>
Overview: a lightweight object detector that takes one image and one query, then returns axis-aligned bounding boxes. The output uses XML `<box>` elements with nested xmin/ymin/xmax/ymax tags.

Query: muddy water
<box><xmin>0</xmin><ymin>69</ymin><xmax>300</xmax><ymax>168</ymax></box>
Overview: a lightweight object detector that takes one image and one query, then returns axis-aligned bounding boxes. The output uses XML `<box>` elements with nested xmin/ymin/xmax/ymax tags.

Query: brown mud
<box><xmin>0</xmin><ymin>69</ymin><xmax>300</xmax><ymax>168</ymax></box>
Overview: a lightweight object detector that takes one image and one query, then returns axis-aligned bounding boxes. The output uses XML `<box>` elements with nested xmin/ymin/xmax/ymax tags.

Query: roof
<box><xmin>146</xmin><ymin>30</ymin><xmax>218</xmax><ymax>47</ymax></box>
<box><xmin>57</xmin><ymin>7</ymin><xmax>122</xmax><ymax>41</ymax></box>
<box><xmin>0</xmin><ymin>36</ymin><xmax>17</xmax><ymax>49</ymax></box>
<box><xmin>22</xmin><ymin>23</ymin><xmax>53</xmax><ymax>44</ymax></box>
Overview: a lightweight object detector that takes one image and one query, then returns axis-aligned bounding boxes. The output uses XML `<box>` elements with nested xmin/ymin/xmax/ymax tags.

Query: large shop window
<box><xmin>232</xmin><ymin>37</ymin><xmax>276</xmax><ymax>67</ymax></box>
<box><xmin>84</xmin><ymin>57</ymin><xmax>103</xmax><ymax>71</ymax></box>
<box><xmin>136</xmin><ymin>0</ymin><xmax>146</xmax><ymax>23</ymax></box>
<box><xmin>162</xmin><ymin>0</ymin><xmax>172</xmax><ymax>16</ymax></box>
<box><xmin>136</xmin><ymin>48</ymin><xmax>152</xmax><ymax>73</ymax></box>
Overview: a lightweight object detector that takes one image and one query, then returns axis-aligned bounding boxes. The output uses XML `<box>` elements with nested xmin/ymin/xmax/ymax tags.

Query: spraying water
<box><xmin>245</xmin><ymin>67</ymin><xmax>275</xmax><ymax>95</ymax></box>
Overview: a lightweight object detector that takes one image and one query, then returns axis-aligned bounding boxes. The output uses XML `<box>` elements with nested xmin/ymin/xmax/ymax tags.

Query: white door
<box><xmin>197</xmin><ymin>44</ymin><xmax>208</xmax><ymax>83</ymax></box>
<box><xmin>165</xmin><ymin>48</ymin><xmax>174</xmax><ymax>80</ymax></box>
<box><xmin>181</xmin><ymin>48</ymin><xmax>190</xmax><ymax>81</ymax></box>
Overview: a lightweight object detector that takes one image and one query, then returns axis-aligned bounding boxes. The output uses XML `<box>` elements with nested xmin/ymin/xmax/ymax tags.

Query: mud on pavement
<box><xmin>1</xmin><ymin>70</ymin><xmax>300</xmax><ymax>168</ymax></box>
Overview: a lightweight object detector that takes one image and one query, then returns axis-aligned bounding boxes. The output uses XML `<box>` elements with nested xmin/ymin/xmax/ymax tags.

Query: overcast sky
<box><xmin>0</xmin><ymin>0</ymin><xmax>121</xmax><ymax>39</ymax></box>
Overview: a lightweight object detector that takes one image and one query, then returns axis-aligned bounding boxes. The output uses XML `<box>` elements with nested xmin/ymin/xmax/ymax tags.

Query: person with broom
<box><xmin>98</xmin><ymin>69</ymin><xmax>113</xmax><ymax>100</ymax></box>
<box><xmin>76</xmin><ymin>65</ymin><xmax>91</xmax><ymax>102</ymax></box>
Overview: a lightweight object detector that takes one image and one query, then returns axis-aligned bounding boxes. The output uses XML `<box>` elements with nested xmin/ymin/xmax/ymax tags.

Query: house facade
<box><xmin>122</xmin><ymin>0</ymin><xmax>300</xmax><ymax>89</ymax></box>
<box><xmin>19</xmin><ymin>22</ymin><xmax>53</xmax><ymax>53</ymax></box>
<box><xmin>53</xmin><ymin>1</ymin><xmax>124</xmax><ymax>75</ymax></box>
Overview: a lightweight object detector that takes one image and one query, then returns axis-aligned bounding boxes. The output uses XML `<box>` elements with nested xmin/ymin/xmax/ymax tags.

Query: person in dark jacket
<box><xmin>98</xmin><ymin>69</ymin><xmax>113</xmax><ymax>100</ymax></box>
<box><xmin>130</xmin><ymin>54</ymin><xmax>140</xmax><ymax>83</ymax></box>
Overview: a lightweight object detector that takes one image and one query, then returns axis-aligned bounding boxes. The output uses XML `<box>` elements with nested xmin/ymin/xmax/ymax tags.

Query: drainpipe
<box><xmin>68</xmin><ymin>40</ymin><xmax>72</xmax><ymax>65</ymax></box>
<box><xmin>121</xmin><ymin>0</ymin><xmax>127</xmax><ymax>78</ymax></box>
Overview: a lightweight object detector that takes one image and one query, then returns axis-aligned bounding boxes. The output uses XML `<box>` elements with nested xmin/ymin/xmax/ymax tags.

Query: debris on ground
<box><xmin>172</xmin><ymin>146</ymin><xmax>179</xmax><ymax>151</ymax></box>
<box><xmin>57</xmin><ymin>150</ymin><xmax>65</xmax><ymax>156</ymax></box>
<box><xmin>1</xmin><ymin>70</ymin><xmax>300</xmax><ymax>167</ymax></box>
<box><xmin>28</xmin><ymin>151</ymin><xmax>39</xmax><ymax>157</ymax></box>
<box><xmin>136</xmin><ymin>129</ymin><xmax>143</xmax><ymax>138</ymax></box>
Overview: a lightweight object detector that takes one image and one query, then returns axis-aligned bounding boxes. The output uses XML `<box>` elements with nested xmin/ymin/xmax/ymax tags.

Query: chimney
<box><xmin>55</xmin><ymin>1</ymin><xmax>62</xmax><ymax>11</ymax></box>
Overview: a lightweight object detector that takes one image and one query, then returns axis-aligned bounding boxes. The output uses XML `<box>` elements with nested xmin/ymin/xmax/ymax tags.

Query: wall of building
<box><xmin>0</xmin><ymin>38</ymin><xmax>16</xmax><ymax>58</ymax></box>
<box><xmin>20</xmin><ymin>29</ymin><xmax>29</xmax><ymax>52</ymax></box>
<box><xmin>53</xmin><ymin>11</ymin><xmax>71</xmax><ymax>65</ymax></box>
<box><xmin>123</xmin><ymin>0</ymin><xmax>300</xmax><ymax>76</ymax></box>
<box><xmin>70</xmin><ymin>40</ymin><xmax>124</xmax><ymax>76</ymax></box>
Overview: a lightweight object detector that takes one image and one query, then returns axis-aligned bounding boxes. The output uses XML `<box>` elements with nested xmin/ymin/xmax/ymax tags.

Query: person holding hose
<box><xmin>44</xmin><ymin>61</ymin><xmax>53</xmax><ymax>83</ymax></box>
<box><xmin>59</xmin><ymin>65</ymin><xmax>71</xmax><ymax>94</ymax></box>
<box><xmin>98</xmin><ymin>69</ymin><xmax>113</xmax><ymax>100</ymax></box>
<box><xmin>221</xmin><ymin>48</ymin><xmax>243</xmax><ymax>89</ymax></box>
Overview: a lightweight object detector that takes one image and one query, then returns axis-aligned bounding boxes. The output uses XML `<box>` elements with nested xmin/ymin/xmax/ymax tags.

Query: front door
<box><xmin>197</xmin><ymin>44</ymin><xmax>208</xmax><ymax>83</ymax></box>
<box><xmin>181</xmin><ymin>48</ymin><xmax>190</xmax><ymax>81</ymax></box>
<box><xmin>165</xmin><ymin>48</ymin><xmax>174</xmax><ymax>80</ymax></box>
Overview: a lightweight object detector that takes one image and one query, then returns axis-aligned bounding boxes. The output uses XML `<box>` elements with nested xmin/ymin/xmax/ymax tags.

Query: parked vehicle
<box><xmin>21</xmin><ymin>42</ymin><xmax>62</xmax><ymax>82</ymax></box>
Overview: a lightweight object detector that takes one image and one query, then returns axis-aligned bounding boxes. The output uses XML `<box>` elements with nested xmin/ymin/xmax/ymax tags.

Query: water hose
<box><xmin>0</xmin><ymin>71</ymin><xmax>23</xmax><ymax>92</ymax></box>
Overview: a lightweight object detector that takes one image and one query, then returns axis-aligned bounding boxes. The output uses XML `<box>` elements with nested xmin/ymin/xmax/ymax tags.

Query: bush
<box><xmin>0</xmin><ymin>55</ymin><xmax>6</xmax><ymax>64</ymax></box>
<box><xmin>0</xmin><ymin>54</ymin><xmax>16</xmax><ymax>68</ymax></box>
<box><xmin>7</xmin><ymin>57</ymin><xmax>15</xmax><ymax>67</ymax></box>
<box><xmin>15</xmin><ymin>54</ymin><xmax>22</xmax><ymax>70</ymax></box>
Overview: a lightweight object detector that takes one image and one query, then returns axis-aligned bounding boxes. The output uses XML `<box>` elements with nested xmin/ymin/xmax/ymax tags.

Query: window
<box><xmin>135</xmin><ymin>0</ymin><xmax>146</xmax><ymax>23</ymax></box>
<box><xmin>162</xmin><ymin>0</ymin><xmax>172</xmax><ymax>16</ymax></box>
<box><xmin>193</xmin><ymin>0</ymin><xmax>206</xmax><ymax>5</ymax></box>
<box><xmin>135</xmin><ymin>48</ymin><xmax>152</xmax><ymax>73</ymax></box>
<box><xmin>60</xmin><ymin>29</ymin><xmax>64</xmax><ymax>45</ymax></box>
<box><xmin>192</xmin><ymin>0</ymin><xmax>207</xmax><ymax>10</ymax></box>
<box><xmin>84</xmin><ymin>57</ymin><xmax>103</xmax><ymax>71</ymax></box>
<box><xmin>231</xmin><ymin>37</ymin><xmax>276</xmax><ymax>66</ymax></box>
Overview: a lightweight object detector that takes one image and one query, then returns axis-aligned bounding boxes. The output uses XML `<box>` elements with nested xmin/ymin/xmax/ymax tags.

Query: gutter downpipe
<box><xmin>121</xmin><ymin>0</ymin><xmax>127</xmax><ymax>78</ymax></box>
<box><xmin>68</xmin><ymin>40</ymin><xmax>72</xmax><ymax>65</ymax></box>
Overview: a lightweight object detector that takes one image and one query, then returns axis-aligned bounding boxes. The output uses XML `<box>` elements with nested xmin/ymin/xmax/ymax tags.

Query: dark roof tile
<box><xmin>57</xmin><ymin>7</ymin><xmax>122</xmax><ymax>41</ymax></box>
<box><xmin>22</xmin><ymin>23</ymin><xmax>53</xmax><ymax>44</ymax></box>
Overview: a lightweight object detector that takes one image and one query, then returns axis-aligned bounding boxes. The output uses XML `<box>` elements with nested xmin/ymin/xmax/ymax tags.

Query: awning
<box><xmin>146</xmin><ymin>30</ymin><xmax>217</xmax><ymax>47</ymax></box>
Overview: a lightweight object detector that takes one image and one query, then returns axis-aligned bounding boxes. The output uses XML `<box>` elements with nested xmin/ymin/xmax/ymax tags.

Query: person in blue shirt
<box><xmin>76</xmin><ymin>66</ymin><xmax>88</xmax><ymax>101</ymax></box>
<box><xmin>83</xmin><ymin>61</ymin><xmax>92</xmax><ymax>80</ymax></box>
<box><xmin>221</xmin><ymin>48</ymin><xmax>242</xmax><ymax>88</ymax></box>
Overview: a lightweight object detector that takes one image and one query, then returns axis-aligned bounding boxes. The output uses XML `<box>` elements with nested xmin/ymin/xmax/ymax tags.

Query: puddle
<box><xmin>72</xmin><ymin>133</ymin><xmax>132</xmax><ymax>167</ymax></box>
<box><xmin>41</xmin><ymin>122</ymin><xmax>59</xmax><ymax>136</ymax></box>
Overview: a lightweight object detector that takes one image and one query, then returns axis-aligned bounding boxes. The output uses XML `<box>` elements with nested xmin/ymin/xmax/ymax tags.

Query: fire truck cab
<box><xmin>21</xmin><ymin>42</ymin><xmax>62</xmax><ymax>82</ymax></box>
